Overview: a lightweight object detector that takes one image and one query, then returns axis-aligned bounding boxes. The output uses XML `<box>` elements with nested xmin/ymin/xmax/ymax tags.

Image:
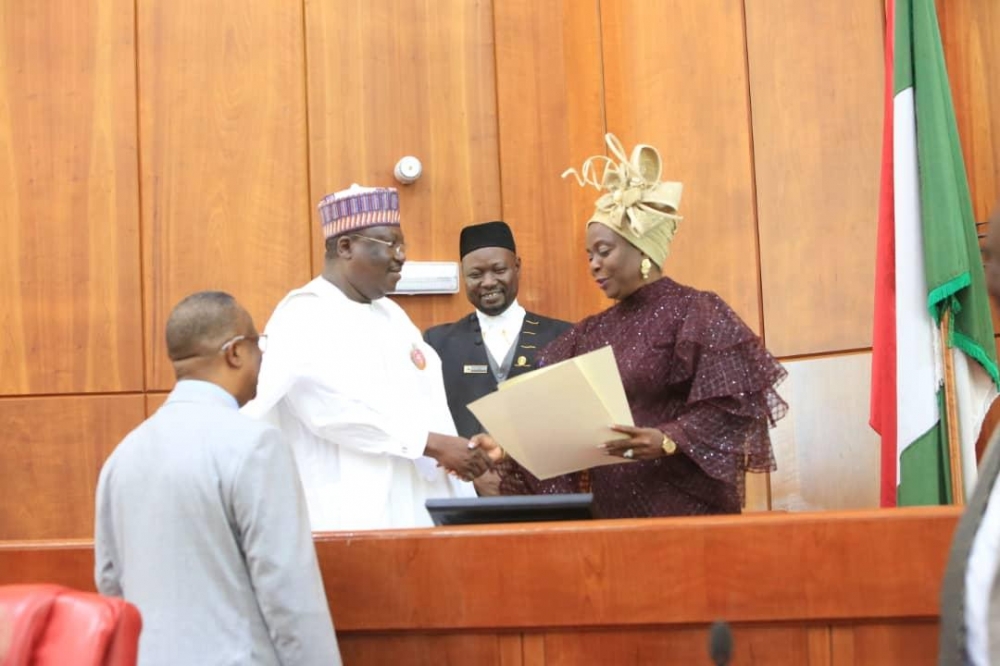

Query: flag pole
<box><xmin>941</xmin><ymin>304</ymin><xmax>965</xmax><ymax>505</ymax></box>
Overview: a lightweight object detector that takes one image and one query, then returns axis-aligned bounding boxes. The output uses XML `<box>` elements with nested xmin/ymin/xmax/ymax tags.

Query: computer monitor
<box><xmin>425</xmin><ymin>493</ymin><xmax>594</xmax><ymax>526</ymax></box>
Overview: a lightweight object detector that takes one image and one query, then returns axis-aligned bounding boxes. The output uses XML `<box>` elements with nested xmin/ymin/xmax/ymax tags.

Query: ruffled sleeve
<box><xmin>658</xmin><ymin>292</ymin><xmax>786</xmax><ymax>488</ymax></box>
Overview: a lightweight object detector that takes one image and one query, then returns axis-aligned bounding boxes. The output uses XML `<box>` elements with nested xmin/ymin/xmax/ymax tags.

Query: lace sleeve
<box><xmin>660</xmin><ymin>293</ymin><xmax>786</xmax><ymax>489</ymax></box>
<box><xmin>497</xmin><ymin>458</ymin><xmax>579</xmax><ymax>496</ymax></box>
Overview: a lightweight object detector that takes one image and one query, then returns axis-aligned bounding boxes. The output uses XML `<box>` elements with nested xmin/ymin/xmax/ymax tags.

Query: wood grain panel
<box><xmin>0</xmin><ymin>511</ymin><xmax>950</xmax><ymax>666</ymax></box>
<box><xmin>830</xmin><ymin>626</ymin><xmax>855</xmax><ymax>665</ymax></box>
<box><xmin>145</xmin><ymin>391</ymin><xmax>169</xmax><ymax>417</ymax></box>
<box><xmin>542</xmin><ymin>625</ymin><xmax>817</xmax><ymax>666</ymax></box>
<box><xmin>746</xmin><ymin>1</ymin><xmax>884</xmax><ymax>355</ymax></box>
<box><xmin>493</xmin><ymin>0</ymin><xmax>607</xmax><ymax>323</ymax></box>
<box><xmin>744</xmin><ymin>471</ymin><xmax>770</xmax><ymax>512</ymax></box>
<box><xmin>831</xmin><ymin>621</ymin><xmax>938</xmax><ymax>666</ymax></box>
<box><xmin>0</xmin><ymin>510</ymin><xmax>957</xmax><ymax>631</ymax></box>
<box><xmin>0</xmin><ymin>395</ymin><xmax>144</xmax><ymax>540</ymax></box>
<box><xmin>0</xmin><ymin>541</ymin><xmax>95</xmax><ymax>590</ymax></box>
<box><xmin>522</xmin><ymin>634</ymin><xmax>545</xmax><ymax>666</ymax></box>
<box><xmin>808</xmin><ymin>626</ymin><xmax>833</xmax><ymax>666</ymax></box>
<box><xmin>339</xmin><ymin>633</ymin><xmax>518</xmax><ymax>666</ymax></box>
<box><xmin>308</xmin><ymin>509</ymin><xmax>957</xmax><ymax>631</ymax></box>
<box><xmin>498</xmin><ymin>634</ymin><xmax>523</xmax><ymax>666</ymax></box>
<box><xmin>139</xmin><ymin>0</ymin><xmax>311</xmax><ymax>390</ymax></box>
<box><xmin>0</xmin><ymin>1</ymin><xmax>143</xmax><ymax>395</ymax></box>
<box><xmin>600</xmin><ymin>0</ymin><xmax>761</xmax><ymax>333</ymax></box>
<box><xmin>936</xmin><ymin>0</ymin><xmax>1000</xmax><ymax>221</ymax></box>
<box><xmin>305</xmin><ymin>0</ymin><xmax>501</xmax><ymax>331</ymax></box>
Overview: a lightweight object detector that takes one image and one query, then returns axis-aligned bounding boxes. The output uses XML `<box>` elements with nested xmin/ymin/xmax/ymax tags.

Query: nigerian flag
<box><xmin>870</xmin><ymin>0</ymin><xmax>999</xmax><ymax>506</ymax></box>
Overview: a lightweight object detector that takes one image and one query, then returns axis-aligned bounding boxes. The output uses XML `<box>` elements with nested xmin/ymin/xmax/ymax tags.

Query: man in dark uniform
<box><xmin>425</xmin><ymin>221</ymin><xmax>572</xmax><ymax>494</ymax></box>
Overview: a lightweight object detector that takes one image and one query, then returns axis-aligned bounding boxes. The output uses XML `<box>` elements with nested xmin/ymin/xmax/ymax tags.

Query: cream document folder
<box><xmin>467</xmin><ymin>345</ymin><xmax>635</xmax><ymax>479</ymax></box>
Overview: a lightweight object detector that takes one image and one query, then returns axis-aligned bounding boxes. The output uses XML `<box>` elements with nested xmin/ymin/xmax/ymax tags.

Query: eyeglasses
<box><xmin>219</xmin><ymin>334</ymin><xmax>268</xmax><ymax>354</ymax></box>
<box><xmin>349</xmin><ymin>234</ymin><xmax>406</xmax><ymax>256</ymax></box>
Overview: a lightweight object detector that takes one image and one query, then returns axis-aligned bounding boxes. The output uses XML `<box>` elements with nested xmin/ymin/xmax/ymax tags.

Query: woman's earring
<box><xmin>640</xmin><ymin>257</ymin><xmax>652</xmax><ymax>280</ymax></box>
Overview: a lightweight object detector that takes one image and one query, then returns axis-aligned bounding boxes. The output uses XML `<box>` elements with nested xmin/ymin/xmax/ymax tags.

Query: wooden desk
<box><xmin>0</xmin><ymin>507</ymin><xmax>960</xmax><ymax>665</ymax></box>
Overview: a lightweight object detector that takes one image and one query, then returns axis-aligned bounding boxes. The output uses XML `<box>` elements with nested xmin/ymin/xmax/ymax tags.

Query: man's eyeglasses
<box><xmin>219</xmin><ymin>334</ymin><xmax>268</xmax><ymax>354</ymax></box>
<box><xmin>349</xmin><ymin>234</ymin><xmax>406</xmax><ymax>256</ymax></box>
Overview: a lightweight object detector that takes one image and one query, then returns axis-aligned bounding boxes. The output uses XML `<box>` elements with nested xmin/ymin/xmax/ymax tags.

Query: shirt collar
<box><xmin>167</xmin><ymin>379</ymin><xmax>239</xmax><ymax>410</ymax></box>
<box><xmin>476</xmin><ymin>299</ymin><xmax>526</xmax><ymax>331</ymax></box>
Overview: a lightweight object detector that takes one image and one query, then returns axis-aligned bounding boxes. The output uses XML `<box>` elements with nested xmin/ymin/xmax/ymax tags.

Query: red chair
<box><xmin>0</xmin><ymin>584</ymin><xmax>141</xmax><ymax>666</ymax></box>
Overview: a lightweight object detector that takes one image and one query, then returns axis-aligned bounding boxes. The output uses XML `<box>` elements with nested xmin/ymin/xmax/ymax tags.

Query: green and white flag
<box><xmin>870</xmin><ymin>0</ymin><xmax>998</xmax><ymax>506</ymax></box>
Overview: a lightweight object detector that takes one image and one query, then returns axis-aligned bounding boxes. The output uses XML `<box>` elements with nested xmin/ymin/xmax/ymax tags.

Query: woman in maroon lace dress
<box><xmin>489</xmin><ymin>134</ymin><xmax>786</xmax><ymax>517</ymax></box>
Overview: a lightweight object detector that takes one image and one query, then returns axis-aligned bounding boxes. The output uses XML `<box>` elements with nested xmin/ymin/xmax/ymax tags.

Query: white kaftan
<box><xmin>244</xmin><ymin>276</ymin><xmax>474</xmax><ymax>530</ymax></box>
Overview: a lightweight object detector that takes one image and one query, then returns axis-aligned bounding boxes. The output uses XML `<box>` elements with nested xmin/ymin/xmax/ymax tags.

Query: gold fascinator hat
<box><xmin>562</xmin><ymin>133</ymin><xmax>682</xmax><ymax>268</ymax></box>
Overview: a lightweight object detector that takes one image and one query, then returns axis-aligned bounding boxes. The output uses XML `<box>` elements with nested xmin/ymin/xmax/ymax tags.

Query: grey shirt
<box><xmin>95</xmin><ymin>380</ymin><xmax>341</xmax><ymax>666</ymax></box>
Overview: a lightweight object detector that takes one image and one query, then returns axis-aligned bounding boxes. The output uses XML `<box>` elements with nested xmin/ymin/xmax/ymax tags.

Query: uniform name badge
<box><xmin>463</xmin><ymin>364</ymin><xmax>488</xmax><ymax>374</ymax></box>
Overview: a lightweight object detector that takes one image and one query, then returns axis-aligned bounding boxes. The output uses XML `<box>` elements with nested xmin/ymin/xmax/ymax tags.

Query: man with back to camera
<box><xmin>424</xmin><ymin>220</ymin><xmax>572</xmax><ymax>494</ymax></box>
<box><xmin>95</xmin><ymin>291</ymin><xmax>341</xmax><ymax>666</ymax></box>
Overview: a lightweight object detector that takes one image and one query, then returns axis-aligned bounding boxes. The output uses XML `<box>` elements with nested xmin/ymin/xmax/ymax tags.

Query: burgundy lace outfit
<box><xmin>499</xmin><ymin>277</ymin><xmax>787</xmax><ymax>516</ymax></box>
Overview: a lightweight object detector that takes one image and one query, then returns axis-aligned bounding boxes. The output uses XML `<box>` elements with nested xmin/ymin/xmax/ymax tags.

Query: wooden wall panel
<box><xmin>339</xmin><ymin>634</ymin><xmax>520</xmax><ymax>666</ymax></box>
<box><xmin>542</xmin><ymin>625</ymin><xmax>821</xmax><ymax>666</ymax></box>
<box><xmin>139</xmin><ymin>0</ymin><xmax>311</xmax><ymax>390</ymax></box>
<box><xmin>600</xmin><ymin>0</ymin><xmax>761</xmax><ymax>334</ymax></box>
<box><xmin>522</xmin><ymin>635</ymin><xmax>545</xmax><ymax>666</ymax></box>
<box><xmin>0</xmin><ymin>1</ymin><xmax>143</xmax><ymax>395</ymax></box>
<box><xmin>0</xmin><ymin>395</ymin><xmax>144</xmax><ymax>540</ymax></box>
<box><xmin>747</xmin><ymin>1</ymin><xmax>884</xmax><ymax>356</ymax></box>
<box><xmin>0</xmin><ymin>541</ymin><xmax>95</xmax><ymax>589</ymax></box>
<box><xmin>493</xmin><ymin>0</ymin><xmax>607</xmax><ymax>323</ymax></box>
<box><xmin>830</xmin><ymin>621</ymin><xmax>938</xmax><ymax>666</ymax></box>
<box><xmin>305</xmin><ymin>0</ymin><xmax>502</xmax><ymax>331</ymax></box>
<box><xmin>145</xmin><ymin>391</ymin><xmax>169</xmax><ymax>416</ymax></box>
<box><xmin>937</xmin><ymin>0</ymin><xmax>1000</xmax><ymax>221</ymax></box>
<box><xmin>313</xmin><ymin>509</ymin><xmax>955</xmax><ymax>631</ymax></box>
<box><xmin>1</xmin><ymin>513</ymin><xmax>952</xmax><ymax>666</ymax></box>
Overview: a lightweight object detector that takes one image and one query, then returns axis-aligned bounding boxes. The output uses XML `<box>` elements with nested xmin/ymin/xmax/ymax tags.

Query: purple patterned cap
<box><xmin>317</xmin><ymin>184</ymin><xmax>400</xmax><ymax>239</ymax></box>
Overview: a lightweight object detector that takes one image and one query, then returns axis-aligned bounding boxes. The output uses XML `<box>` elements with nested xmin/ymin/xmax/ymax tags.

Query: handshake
<box><xmin>424</xmin><ymin>432</ymin><xmax>503</xmax><ymax>482</ymax></box>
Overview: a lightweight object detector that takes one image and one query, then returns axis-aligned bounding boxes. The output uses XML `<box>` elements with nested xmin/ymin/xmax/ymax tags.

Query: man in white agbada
<box><xmin>243</xmin><ymin>185</ymin><xmax>490</xmax><ymax>530</ymax></box>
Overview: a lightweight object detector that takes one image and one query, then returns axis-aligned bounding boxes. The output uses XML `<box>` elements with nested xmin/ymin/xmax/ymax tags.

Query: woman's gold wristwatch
<box><xmin>661</xmin><ymin>433</ymin><xmax>677</xmax><ymax>455</ymax></box>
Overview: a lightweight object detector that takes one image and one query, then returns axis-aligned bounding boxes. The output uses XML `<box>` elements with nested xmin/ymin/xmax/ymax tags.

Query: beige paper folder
<box><xmin>466</xmin><ymin>345</ymin><xmax>635</xmax><ymax>480</ymax></box>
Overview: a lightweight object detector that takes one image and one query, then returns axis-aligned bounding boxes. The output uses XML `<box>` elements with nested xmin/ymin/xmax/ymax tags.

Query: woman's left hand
<box><xmin>601</xmin><ymin>424</ymin><xmax>666</xmax><ymax>460</ymax></box>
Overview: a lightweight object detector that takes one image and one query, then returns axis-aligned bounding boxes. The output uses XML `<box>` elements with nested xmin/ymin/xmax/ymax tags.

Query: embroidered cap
<box><xmin>317</xmin><ymin>184</ymin><xmax>400</xmax><ymax>240</ymax></box>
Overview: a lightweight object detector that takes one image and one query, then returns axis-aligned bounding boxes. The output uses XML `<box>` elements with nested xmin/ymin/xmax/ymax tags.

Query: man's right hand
<box><xmin>424</xmin><ymin>433</ymin><xmax>491</xmax><ymax>481</ymax></box>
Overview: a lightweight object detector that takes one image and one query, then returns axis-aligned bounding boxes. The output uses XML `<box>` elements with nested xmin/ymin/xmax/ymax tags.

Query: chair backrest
<box><xmin>0</xmin><ymin>584</ymin><xmax>141</xmax><ymax>666</ymax></box>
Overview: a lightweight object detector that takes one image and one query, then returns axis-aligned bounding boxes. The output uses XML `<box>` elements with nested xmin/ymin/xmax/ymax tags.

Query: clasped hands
<box><xmin>427</xmin><ymin>424</ymin><xmax>668</xmax><ymax>480</ymax></box>
<box><xmin>425</xmin><ymin>432</ymin><xmax>505</xmax><ymax>481</ymax></box>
